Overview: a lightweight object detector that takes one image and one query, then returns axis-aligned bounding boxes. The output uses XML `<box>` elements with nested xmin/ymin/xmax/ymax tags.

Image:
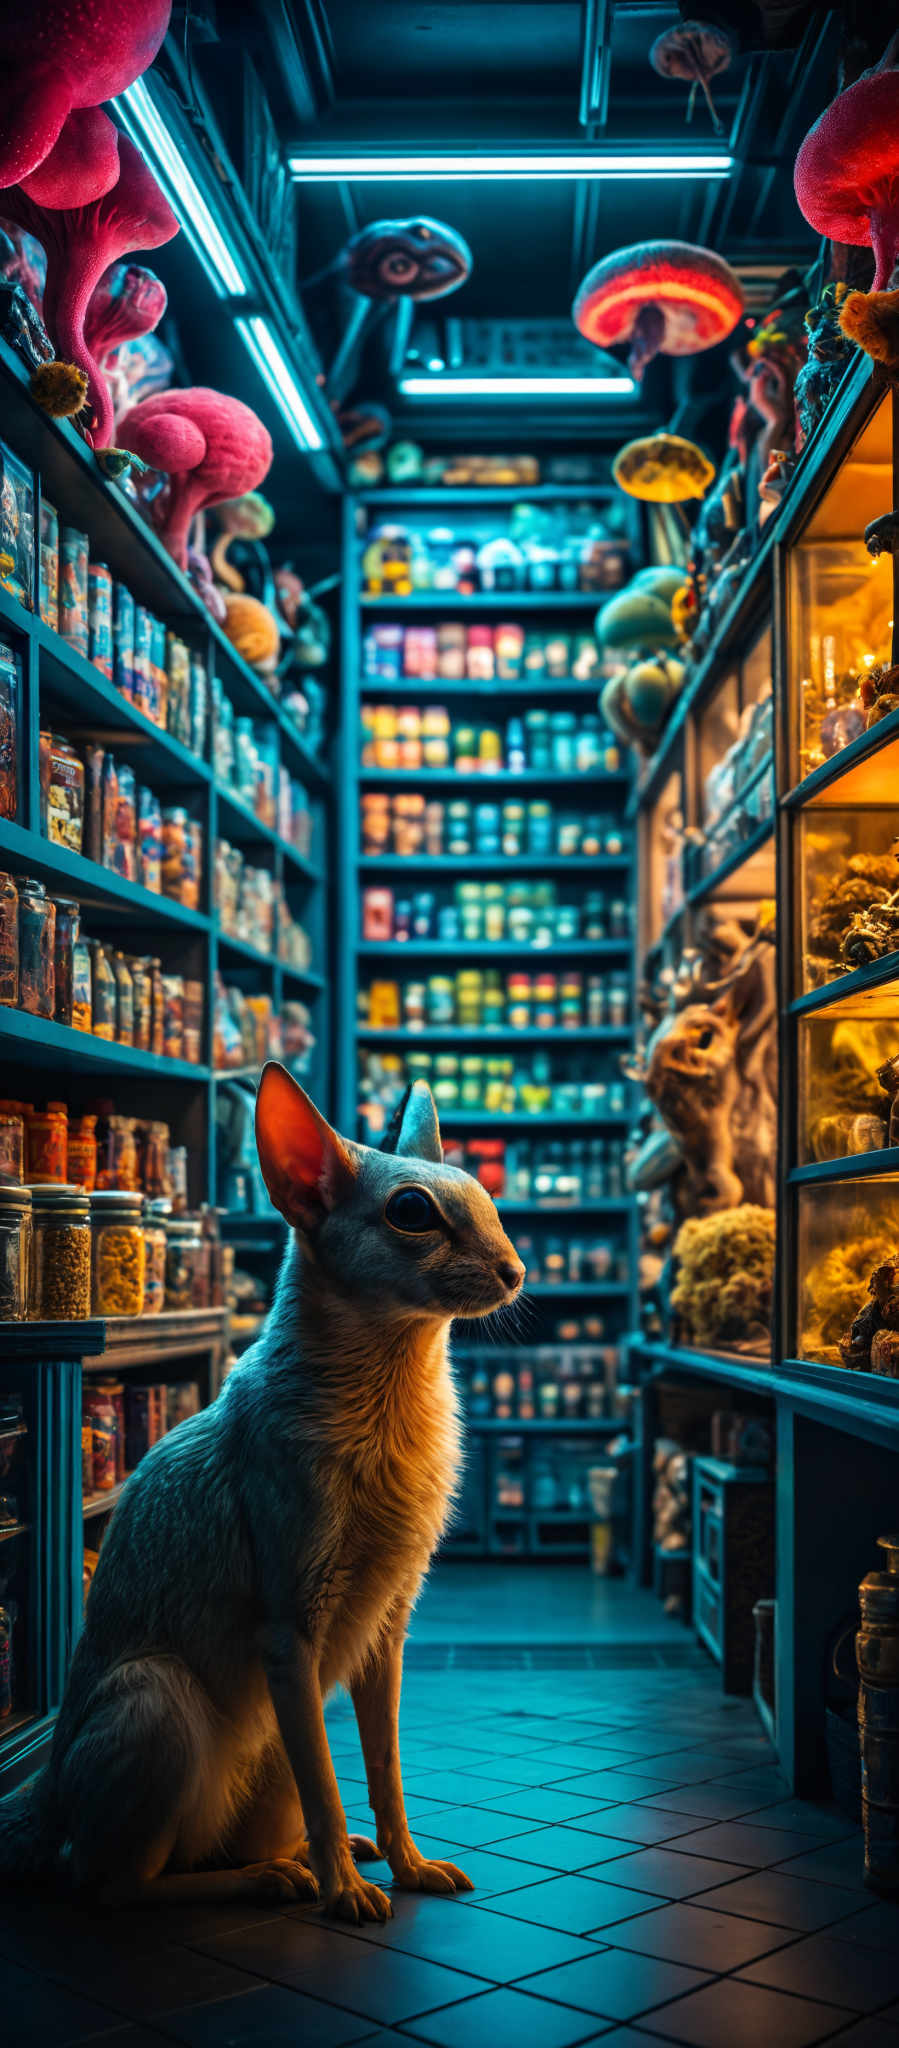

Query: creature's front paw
<box><xmin>322</xmin><ymin>1862</ymin><xmax>393</xmax><ymax>1923</ymax></box>
<box><xmin>245</xmin><ymin>1858</ymin><xmax>320</xmax><ymax>1904</ymax></box>
<box><xmin>391</xmin><ymin>1846</ymin><xmax>474</xmax><ymax>1896</ymax></box>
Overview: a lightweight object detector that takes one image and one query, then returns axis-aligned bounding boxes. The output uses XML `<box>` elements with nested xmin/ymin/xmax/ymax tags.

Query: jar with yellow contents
<box><xmin>90</xmin><ymin>1189</ymin><xmax>145</xmax><ymax>1316</ymax></box>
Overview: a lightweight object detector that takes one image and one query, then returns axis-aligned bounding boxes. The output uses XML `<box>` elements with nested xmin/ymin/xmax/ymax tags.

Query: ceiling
<box><xmin>194</xmin><ymin>0</ymin><xmax>847</xmax><ymax>455</ymax></box>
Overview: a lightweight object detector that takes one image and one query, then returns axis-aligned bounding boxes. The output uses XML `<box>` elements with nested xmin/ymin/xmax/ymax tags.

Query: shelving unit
<box><xmin>339</xmin><ymin>489</ymin><xmax>638</xmax><ymax>1559</ymax></box>
<box><xmin>0</xmin><ymin>342</ymin><xmax>334</xmax><ymax>1786</ymax></box>
<box><xmin>629</xmin><ymin>352</ymin><xmax>899</xmax><ymax>1793</ymax></box>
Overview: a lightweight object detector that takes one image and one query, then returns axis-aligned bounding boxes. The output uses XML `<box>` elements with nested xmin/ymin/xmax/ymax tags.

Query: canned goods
<box><xmin>59</xmin><ymin>528</ymin><xmax>89</xmax><ymax>657</ymax></box>
<box><xmin>88</xmin><ymin>562</ymin><xmax>113</xmax><ymax>680</ymax></box>
<box><xmin>113</xmin><ymin>583</ymin><xmax>135</xmax><ymax>701</ymax></box>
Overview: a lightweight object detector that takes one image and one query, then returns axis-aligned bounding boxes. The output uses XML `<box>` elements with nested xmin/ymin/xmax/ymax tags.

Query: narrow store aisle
<box><xmin>2</xmin><ymin>1575</ymin><xmax>881</xmax><ymax>2048</ymax></box>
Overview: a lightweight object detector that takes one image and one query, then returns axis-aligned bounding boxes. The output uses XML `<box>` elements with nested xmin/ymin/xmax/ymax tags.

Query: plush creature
<box><xmin>211</xmin><ymin>493</ymin><xmax>277</xmax><ymax>609</ymax></box>
<box><xmin>222</xmin><ymin>591</ymin><xmax>281</xmax><ymax>675</ymax></box>
<box><xmin>83</xmin><ymin>260</ymin><xmax>167</xmax><ymax>424</ymax></box>
<box><xmin>117</xmin><ymin>387</ymin><xmax>273</xmax><ymax>571</ymax></box>
<box><xmin>1</xmin><ymin>116</ymin><xmax>178</xmax><ymax>446</ymax></box>
<box><xmin>345</xmin><ymin>219</ymin><xmax>471</xmax><ymax>303</ymax></box>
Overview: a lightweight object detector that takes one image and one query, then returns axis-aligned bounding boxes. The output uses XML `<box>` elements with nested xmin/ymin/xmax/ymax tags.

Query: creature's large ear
<box><xmin>394</xmin><ymin>1079</ymin><xmax>443</xmax><ymax>1163</ymax></box>
<box><xmin>255</xmin><ymin>1064</ymin><xmax>357</xmax><ymax>1229</ymax></box>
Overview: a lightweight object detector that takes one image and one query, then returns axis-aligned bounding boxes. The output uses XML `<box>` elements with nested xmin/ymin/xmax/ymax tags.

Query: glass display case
<box><xmin>797</xmin><ymin>1175</ymin><xmax>899</xmax><ymax>1371</ymax></box>
<box><xmin>797</xmin><ymin>988</ymin><xmax>899</xmax><ymax>1166</ymax></box>
<box><xmin>638</xmin><ymin>767</ymin><xmax>684</xmax><ymax>953</ymax></box>
<box><xmin>788</xmin><ymin>393</ymin><xmax>895</xmax><ymax>786</ymax></box>
<box><xmin>695</xmin><ymin>627</ymin><xmax>774</xmax><ymax>878</ymax></box>
<box><xmin>798</xmin><ymin>803</ymin><xmax>899</xmax><ymax>995</ymax></box>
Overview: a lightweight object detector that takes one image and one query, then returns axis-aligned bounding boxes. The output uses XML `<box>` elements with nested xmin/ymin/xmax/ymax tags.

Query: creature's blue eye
<box><xmin>385</xmin><ymin>1187</ymin><xmax>439</xmax><ymax>1234</ymax></box>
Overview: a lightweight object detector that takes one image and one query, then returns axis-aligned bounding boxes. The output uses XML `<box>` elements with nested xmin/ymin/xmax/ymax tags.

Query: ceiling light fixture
<box><xmin>235</xmin><ymin>315</ymin><xmax>325</xmax><ymax>450</ymax></box>
<box><xmin>290</xmin><ymin>151</ymin><xmax>732</xmax><ymax>182</ymax></box>
<box><xmin>116</xmin><ymin>79</ymin><xmax>249</xmax><ymax>298</ymax></box>
<box><xmin>399</xmin><ymin>374</ymin><xmax>636</xmax><ymax>397</ymax></box>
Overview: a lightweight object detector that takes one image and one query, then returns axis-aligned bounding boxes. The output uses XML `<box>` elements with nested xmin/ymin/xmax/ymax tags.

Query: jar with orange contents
<box><xmin>25</xmin><ymin>1102</ymin><xmax>68</xmax><ymax>1183</ymax></box>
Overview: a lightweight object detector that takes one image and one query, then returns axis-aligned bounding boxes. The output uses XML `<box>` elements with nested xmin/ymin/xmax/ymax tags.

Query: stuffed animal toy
<box><xmin>222</xmin><ymin>591</ymin><xmax>281</xmax><ymax>675</ymax></box>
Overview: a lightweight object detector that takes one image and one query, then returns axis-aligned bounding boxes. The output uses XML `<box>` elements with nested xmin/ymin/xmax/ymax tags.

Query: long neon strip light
<box><xmin>235</xmin><ymin>316</ymin><xmax>325</xmax><ymax>451</ymax></box>
<box><xmin>399</xmin><ymin>375</ymin><xmax>635</xmax><ymax>397</ymax></box>
<box><xmin>117</xmin><ymin>80</ymin><xmax>248</xmax><ymax>298</ymax></box>
<box><xmin>290</xmin><ymin>152</ymin><xmax>732</xmax><ymax>181</ymax></box>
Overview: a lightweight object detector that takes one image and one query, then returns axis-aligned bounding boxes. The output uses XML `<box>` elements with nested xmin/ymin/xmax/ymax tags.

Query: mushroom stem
<box><xmin>628</xmin><ymin>301</ymin><xmax>666</xmax><ymax>380</ymax></box>
<box><xmin>42</xmin><ymin>250</ymin><xmax>111</xmax><ymax>444</ymax></box>
<box><xmin>869</xmin><ymin>208</ymin><xmax>899</xmax><ymax>294</ymax></box>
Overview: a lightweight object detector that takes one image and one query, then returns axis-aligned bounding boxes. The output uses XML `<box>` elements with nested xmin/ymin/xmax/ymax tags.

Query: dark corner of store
<box><xmin>1</xmin><ymin>1</ymin><xmax>899</xmax><ymax>2043</ymax></box>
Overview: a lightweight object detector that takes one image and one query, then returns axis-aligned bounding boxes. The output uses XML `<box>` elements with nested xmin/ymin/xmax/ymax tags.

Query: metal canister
<box><xmin>113</xmin><ymin>583</ymin><xmax>135</xmax><ymax>701</ymax></box>
<box><xmin>858</xmin><ymin>1534</ymin><xmax>899</xmax><ymax>1890</ymax></box>
<box><xmin>88</xmin><ymin>562</ymin><xmax>113</xmax><ymax>679</ymax></box>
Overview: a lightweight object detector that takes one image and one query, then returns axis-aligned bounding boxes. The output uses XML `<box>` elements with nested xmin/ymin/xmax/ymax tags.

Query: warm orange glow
<box><xmin>578</xmin><ymin>275</ymin><xmax>742</xmax><ymax>344</ymax></box>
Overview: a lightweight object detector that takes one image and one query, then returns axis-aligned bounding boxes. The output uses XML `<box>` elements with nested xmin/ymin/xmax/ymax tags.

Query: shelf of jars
<box><xmin>342</xmin><ymin>494</ymin><xmax>638</xmax><ymax>1559</ymax></box>
<box><xmin>0</xmin><ymin>345</ymin><xmax>334</xmax><ymax>1784</ymax></box>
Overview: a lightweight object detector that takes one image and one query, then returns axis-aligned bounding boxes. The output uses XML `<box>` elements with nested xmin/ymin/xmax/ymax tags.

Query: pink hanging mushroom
<box><xmin>794</xmin><ymin>37</ymin><xmax>899</xmax><ymax>292</ymax></box>
<box><xmin>649</xmin><ymin>19</ymin><xmax>733</xmax><ymax>135</ymax></box>
<box><xmin>573</xmin><ymin>240</ymin><xmax>745</xmax><ymax>381</ymax></box>
<box><xmin>117</xmin><ymin>388</ymin><xmax>273</xmax><ymax>571</ymax></box>
<box><xmin>0</xmin><ymin>0</ymin><xmax>171</xmax><ymax>189</ymax></box>
<box><xmin>1</xmin><ymin>116</ymin><xmax>179</xmax><ymax>446</ymax></box>
<box><xmin>84</xmin><ymin>259</ymin><xmax>168</xmax><ymax>425</ymax></box>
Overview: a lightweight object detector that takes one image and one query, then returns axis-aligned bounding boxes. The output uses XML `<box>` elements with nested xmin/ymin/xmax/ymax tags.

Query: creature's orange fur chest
<box><xmin>318</xmin><ymin>1375</ymin><xmax>459</xmax><ymax>1686</ymax></box>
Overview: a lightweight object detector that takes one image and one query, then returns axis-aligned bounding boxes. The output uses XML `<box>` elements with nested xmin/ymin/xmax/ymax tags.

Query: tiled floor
<box><xmin>2</xmin><ymin>1571</ymin><xmax>895</xmax><ymax>2048</ymax></box>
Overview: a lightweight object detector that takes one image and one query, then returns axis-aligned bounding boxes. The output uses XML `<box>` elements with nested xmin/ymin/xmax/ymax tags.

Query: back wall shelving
<box><xmin>338</xmin><ymin>488</ymin><xmax>639</xmax><ymax>1560</ymax></box>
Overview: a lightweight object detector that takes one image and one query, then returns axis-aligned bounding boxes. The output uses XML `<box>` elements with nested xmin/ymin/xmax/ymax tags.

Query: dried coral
<box><xmin>671</xmin><ymin>1204</ymin><xmax>775</xmax><ymax>1352</ymax></box>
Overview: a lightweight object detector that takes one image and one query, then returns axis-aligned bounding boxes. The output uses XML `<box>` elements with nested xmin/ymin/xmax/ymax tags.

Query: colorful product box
<box><xmin>88</xmin><ymin>561</ymin><xmax>113</xmax><ymax>680</ymax></box>
<box><xmin>39</xmin><ymin>499</ymin><xmax>59</xmax><ymax>630</ymax></box>
<box><xmin>59</xmin><ymin>526</ymin><xmax>89</xmax><ymax>657</ymax></box>
<box><xmin>0</xmin><ymin>442</ymin><xmax>35</xmax><ymax>612</ymax></box>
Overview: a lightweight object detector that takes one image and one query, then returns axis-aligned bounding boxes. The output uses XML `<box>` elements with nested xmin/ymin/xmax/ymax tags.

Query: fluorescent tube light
<box><xmin>290</xmin><ymin>152</ymin><xmax>732</xmax><ymax>182</ymax></box>
<box><xmin>235</xmin><ymin>315</ymin><xmax>324</xmax><ymax>450</ymax></box>
<box><xmin>400</xmin><ymin>375</ymin><xmax>635</xmax><ymax>397</ymax></box>
<box><xmin>117</xmin><ymin>79</ymin><xmax>248</xmax><ymax>298</ymax></box>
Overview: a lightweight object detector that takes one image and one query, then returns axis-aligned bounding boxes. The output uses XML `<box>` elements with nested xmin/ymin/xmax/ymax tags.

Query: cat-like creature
<box><xmin>0</xmin><ymin>1068</ymin><xmax>524</xmax><ymax>1922</ymax></box>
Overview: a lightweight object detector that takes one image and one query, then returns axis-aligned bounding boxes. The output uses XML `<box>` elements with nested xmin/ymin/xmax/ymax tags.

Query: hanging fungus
<box><xmin>612</xmin><ymin>433</ymin><xmax>715</xmax><ymax>503</ymax></box>
<box><xmin>573</xmin><ymin>239</ymin><xmax>744</xmax><ymax>381</ymax></box>
<box><xmin>649</xmin><ymin>19</ymin><xmax>733</xmax><ymax>135</ymax></box>
<box><xmin>794</xmin><ymin>37</ymin><xmax>899</xmax><ymax>292</ymax></box>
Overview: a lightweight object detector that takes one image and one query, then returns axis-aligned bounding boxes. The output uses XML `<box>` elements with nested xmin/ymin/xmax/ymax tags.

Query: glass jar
<box><xmin>130</xmin><ymin>956</ymin><xmax>151</xmax><ymax>1051</ymax></box>
<box><xmin>111</xmin><ymin>951</ymin><xmax>133</xmax><ymax>1045</ymax></box>
<box><xmin>96</xmin><ymin>1114</ymin><xmax>139</xmax><ymax>1192</ymax></box>
<box><xmin>0</xmin><ymin>1187</ymin><xmax>31</xmax><ymax>1320</ymax></box>
<box><xmin>95</xmin><ymin>1377</ymin><xmax>126</xmax><ymax>1483</ymax></box>
<box><xmin>0</xmin><ymin>1104</ymin><xmax>24</xmax><ymax>1185</ymax></box>
<box><xmin>28</xmin><ymin>1184</ymin><xmax>91</xmax><ymax>1320</ymax></box>
<box><xmin>142</xmin><ymin>1196</ymin><xmax>170</xmax><ymax>1315</ymax></box>
<box><xmin>149</xmin><ymin>957</ymin><xmax>164</xmax><ymax>1056</ymax></box>
<box><xmin>104</xmin><ymin>757</ymin><xmax>136</xmax><ymax>880</ymax></box>
<box><xmin>89</xmin><ymin>938</ymin><xmax>116</xmax><ymax>1040</ymax></box>
<box><xmin>167</xmin><ymin>1144</ymin><xmax>188</xmax><ymax>1212</ymax></box>
<box><xmin>164</xmin><ymin>1214</ymin><xmax>202</xmax><ymax>1310</ymax></box>
<box><xmin>0</xmin><ymin>872</ymin><xmax>17</xmax><ymax>1007</ymax></box>
<box><xmin>82</xmin><ymin>1384</ymin><xmax>117</xmax><ymax>1495</ymax></box>
<box><xmin>182</xmin><ymin>980</ymin><xmax>203</xmax><ymax>1064</ymax></box>
<box><xmin>52</xmin><ymin>898</ymin><xmax>79</xmax><ymax>1029</ymax></box>
<box><xmin>162</xmin><ymin>976</ymin><xmax>184</xmax><ymax>1060</ymax></box>
<box><xmin>25</xmin><ymin>1102</ymin><xmax>67</xmax><ymax>1184</ymax></box>
<box><xmin>67</xmin><ymin>1114</ymin><xmax>97</xmax><ymax>1192</ymax></box>
<box><xmin>17</xmin><ymin>877</ymin><xmax>54</xmax><ymax>1018</ymax></box>
<box><xmin>140</xmin><ymin>1119</ymin><xmax>170</xmax><ymax>1200</ymax></box>
<box><xmin>90</xmin><ymin>1190</ymin><xmax>145</xmax><ymax>1316</ymax></box>
<box><xmin>39</xmin><ymin>731</ymin><xmax>84</xmax><ymax>852</ymax></box>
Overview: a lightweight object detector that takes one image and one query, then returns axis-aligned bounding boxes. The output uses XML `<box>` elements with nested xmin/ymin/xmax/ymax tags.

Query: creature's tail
<box><xmin>0</xmin><ymin>1769</ymin><xmax>64</xmax><ymax>1886</ymax></box>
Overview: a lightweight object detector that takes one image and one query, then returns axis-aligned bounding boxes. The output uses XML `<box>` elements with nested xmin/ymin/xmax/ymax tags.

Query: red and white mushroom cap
<box><xmin>573</xmin><ymin>239</ymin><xmax>745</xmax><ymax>380</ymax></box>
<box><xmin>794</xmin><ymin>59</ymin><xmax>899</xmax><ymax>292</ymax></box>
